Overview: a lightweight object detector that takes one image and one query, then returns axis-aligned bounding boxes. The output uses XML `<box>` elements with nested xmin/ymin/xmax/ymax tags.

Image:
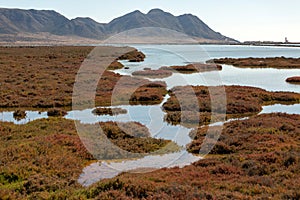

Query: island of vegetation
<box><xmin>160</xmin><ymin>63</ymin><xmax>222</xmax><ymax>74</ymax></box>
<box><xmin>132</xmin><ymin>69</ymin><xmax>173</xmax><ymax>79</ymax></box>
<box><xmin>100</xmin><ymin>122</ymin><xmax>177</xmax><ymax>154</ymax></box>
<box><xmin>13</xmin><ymin>110</ymin><xmax>26</xmax><ymax>121</ymax></box>
<box><xmin>117</xmin><ymin>49</ymin><xmax>146</xmax><ymax>62</ymax></box>
<box><xmin>107</xmin><ymin>49</ymin><xmax>145</xmax><ymax>70</ymax></box>
<box><xmin>92</xmin><ymin>107</ymin><xmax>127</xmax><ymax>116</ymax></box>
<box><xmin>208</xmin><ymin>57</ymin><xmax>300</xmax><ymax>69</ymax></box>
<box><xmin>107</xmin><ymin>60</ymin><xmax>124</xmax><ymax>70</ymax></box>
<box><xmin>286</xmin><ymin>76</ymin><xmax>300</xmax><ymax>84</ymax></box>
<box><xmin>163</xmin><ymin>85</ymin><xmax>300</xmax><ymax>126</ymax></box>
<box><xmin>47</xmin><ymin>108</ymin><xmax>67</xmax><ymax>117</ymax></box>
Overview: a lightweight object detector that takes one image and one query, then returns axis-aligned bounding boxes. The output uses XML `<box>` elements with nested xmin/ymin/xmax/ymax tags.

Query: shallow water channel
<box><xmin>1</xmin><ymin>45</ymin><xmax>299</xmax><ymax>186</ymax></box>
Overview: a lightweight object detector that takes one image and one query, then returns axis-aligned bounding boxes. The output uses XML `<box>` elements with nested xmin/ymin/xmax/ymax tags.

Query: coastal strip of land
<box><xmin>208</xmin><ymin>57</ymin><xmax>300</xmax><ymax>69</ymax></box>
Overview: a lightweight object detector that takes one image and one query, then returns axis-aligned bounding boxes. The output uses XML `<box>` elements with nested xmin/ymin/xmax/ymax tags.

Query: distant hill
<box><xmin>54</xmin><ymin>17</ymin><xmax>106</xmax><ymax>39</ymax></box>
<box><xmin>0</xmin><ymin>8</ymin><xmax>238</xmax><ymax>44</ymax></box>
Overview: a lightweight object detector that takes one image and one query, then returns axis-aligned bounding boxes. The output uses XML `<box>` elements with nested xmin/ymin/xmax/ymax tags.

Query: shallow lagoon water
<box><xmin>0</xmin><ymin>111</ymin><xmax>48</xmax><ymax>125</ymax></box>
<box><xmin>2</xmin><ymin>103</ymin><xmax>299</xmax><ymax>126</ymax></box>
<box><xmin>260</xmin><ymin>103</ymin><xmax>300</xmax><ymax>115</ymax></box>
<box><xmin>116</xmin><ymin>45</ymin><xmax>300</xmax><ymax>92</ymax></box>
<box><xmin>1</xmin><ymin>45</ymin><xmax>299</xmax><ymax>186</ymax></box>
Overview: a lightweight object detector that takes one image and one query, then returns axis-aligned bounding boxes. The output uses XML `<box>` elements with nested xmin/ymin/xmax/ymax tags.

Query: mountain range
<box><xmin>0</xmin><ymin>8</ymin><xmax>238</xmax><ymax>44</ymax></box>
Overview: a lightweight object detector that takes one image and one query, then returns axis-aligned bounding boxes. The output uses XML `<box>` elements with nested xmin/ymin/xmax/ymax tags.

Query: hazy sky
<box><xmin>1</xmin><ymin>0</ymin><xmax>299</xmax><ymax>42</ymax></box>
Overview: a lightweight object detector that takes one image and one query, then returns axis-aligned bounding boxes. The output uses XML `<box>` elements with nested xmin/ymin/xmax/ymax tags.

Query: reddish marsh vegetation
<box><xmin>107</xmin><ymin>60</ymin><xmax>124</xmax><ymax>70</ymax></box>
<box><xmin>100</xmin><ymin>122</ymin><xmax>173</xmax><ymax>154</ymax></box>
<box><xmin>0</xmin><ymin>118</ymin><xmax>94</xmax><ymax>199</ymax></box>
<box><xmin>209</xmin><ymin>57</ymin><xmax>300</xmax><ymax>69</ymax></box>
<box><xmin>160</xmin><ymin>63</ymin><xmax>222</xmax><ymax>74</ymax></box>
<box><xmin>0</xmin><ymin>118</ymin><xmax>175</xmax><ymax>199</ymax></box>
<box><xmin>121</xmin><ymin>81</ymin><xmax>167</xmax><ymax>106</ymax></box>
<box><xmin>163</xmin><ymin>85</ymin><xmax>300</xmax><ymax>126</ymax></box>
<box><xmin>286</xmin><ymin>76</ymin><xmax>300</xmax><ymax>84</ymax></box>
<box><xmin>47</xmin><ymin>108</ymin><xmax>67</xmax><ymax>117</ymax></box>
<box><xmin>1</xmin><ymin>46</ymin><xmax>299</xmax><ymax>199</ymax></box>
<box><xmin>188</xmin><ymin>113</ymin><xmax>300</xmax><ymax>155</ymax></box>
<box><xmin>81</xmin><ymin>114</ymin><xmax>299</xmax><ymax>199</ymax></box>
<box><xmin>0</xmin><ymin>46</ymin><xmax>166</xmax><ymax>109</ymax></box>
<box><xmin>132</xmin><ymin>63</ymin><xmax>222</xmax><ymax>80</ymax></box>
<box><xmin>132</xmin><ymin>69</ymin><xmax>173</xmax><ymax>79</ymax></box>
<box><xmin>3</xmin><ymin>113</ymin><xmax>293</xmax><ymax>199</ymax></box>
<box><xmin>0</xmin><ymin>46</ymin><xmax>93</xmax><ymax>108</ymax></box>
<box><xmin>13</xmin><ymin>110</ymin><xmax>26</xmax><ymax>120</ymax></box>
<box><xmin>117</xmin><ymin>49</ymin><xmax>145</xmax><ymax>62</ymax></box>
<box><xmin>92</xmin><ymin>107</ymin><xmax>127</xmax><ymax>116</ymax></box>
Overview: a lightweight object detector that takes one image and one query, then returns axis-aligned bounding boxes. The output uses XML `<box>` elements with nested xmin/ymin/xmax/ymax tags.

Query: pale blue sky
<box><xmin>1</xmin><ymin>0</ymin><xmax>299</xmax><ymax>42</ymax></box>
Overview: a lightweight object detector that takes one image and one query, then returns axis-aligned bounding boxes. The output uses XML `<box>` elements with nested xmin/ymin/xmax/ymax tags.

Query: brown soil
<box><xmin>160</xmin><ymin>63</ymin><xmax>222</xmax><ymax>74</ymax></box>
<box><xmin>209</xmin><ymin>57</ymin><xmax>300</xmax><ymax>69</ymax></box>
<box><xmin>286</xmin><ymin>76</ymin><xmax>300</xmax><ymax>84</ymax></box>
<box><xmin>163</xmin><ymin>85</ymin><xmax>300</xmax><ymax>126</ymax></box>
